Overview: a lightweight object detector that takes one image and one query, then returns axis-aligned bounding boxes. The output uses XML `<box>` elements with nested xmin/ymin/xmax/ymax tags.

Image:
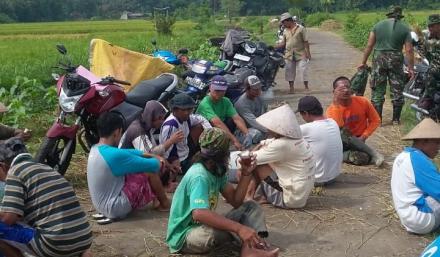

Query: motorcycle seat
<box><xmin>126</xmin><ymin>73</ymin><xmax>177</xmax><ymax>108</ymax></box>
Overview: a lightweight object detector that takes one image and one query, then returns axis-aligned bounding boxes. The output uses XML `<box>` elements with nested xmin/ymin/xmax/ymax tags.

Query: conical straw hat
<box><xmin>402</xmin><ymin>118</ymin><xmax>440</xmax><ymax>140</ymax></box>
<box><xmin>0</xmin><ymin>102</ymin><xmax>7</xmax><ymax>113</ymax></box>
<box><xmin>256</xmin><ymin>104</ymin><xmax>302</xmax><ymax>139</ymax></box>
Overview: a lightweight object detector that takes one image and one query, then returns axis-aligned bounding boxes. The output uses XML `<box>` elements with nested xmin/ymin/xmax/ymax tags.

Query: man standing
<box><xmin>277</xmin><ymin>12</ymin><xmax>311</xmax><ymax>94</ymax></box>
<box><xmin>0</xmin><ymin>138</ymin><xmax>92</xmax><ymax>257</ymax></box>
<box><xmin>297</xmin><ymin>96</ymin><xmax>343</xmax><ymax>186</ymax></box>
<box><xmin>249</xmin><ymin>105</ymin><xmax>316</xmax><ymax>209</ymax></box>
<box><xmin>326</xmin><ymin>76</ymin><xmax>384</xmax><ymax>166</ymax></box>
<box><xmin>196</xmin><ymin>75</ymin><xmax>250</xmax><ymax>150</ymax></box>
<box><xmin>166</xmin><ymin>128</ymin><xmax>278</xmax><ymax>256</ymax></box>
<box><xmin>234</xmin><ymin>75</ymin><xmax>267</xmax><ymax>146</ymax></box>
<box><xmin>419</xmin><ymin>14</ymin><xmax>440</xmax><ymax>116</ymax></box>
<box><xmin>359</xmin><ymin>6</ymin><xmax>414</xmax><ymax>124</ymax></box>
<box><xmin>391</xmin><ymin>118</ymin><xmax>440</xmax><ymax>234</ymax></box>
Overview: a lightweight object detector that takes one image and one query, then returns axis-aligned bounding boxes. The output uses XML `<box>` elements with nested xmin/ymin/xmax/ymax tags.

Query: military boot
<box><xmin>373</xmin><ymin>104</ymin><xmax>383</xmax><ymax>123</ymax></box>
<box><xmin>392</xmin><ymin>105</ymin><xmax>403</xmax><ymax>125</ymax></box>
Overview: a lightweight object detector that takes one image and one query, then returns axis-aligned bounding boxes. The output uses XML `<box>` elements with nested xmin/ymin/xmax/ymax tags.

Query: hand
<box><xmin>15</xmin><ymin>129</ymin><xmax>31</xmax><ymax>141</ymax></box>
<box><xmin>306</xmin><ymin>54</ymin><xmax>311</xmax><ymax>61</ymax></box>
<box><xmin>170</xmin><ymin>130</ymin><xmax>185</xmax><ymax>144</ymax></box>
<box><xmin>357</xmin><ymin>63</ymin><xmax>367</xmax><ymax>69</ymax></box>
<box><xmin>408</xmin><ymin>68</ymin><xmax>415</xmax><ymax>80</ymax></box>
<box><xmin>239</xmin><ymin>154</ymin><xmax>257</xmax><ymax>176</ymax></box>
<box><xmin>233</xmin><ymin>139</ymin><xmax>243</xmax><ymax>151</ymax></box>
<box><xmin>237</xmin><ymin>225</ymin><xmax>263</xmax><ymax>248</ymax></box>
<box><xmin>357</xmin><ymin>135</ymin><xmax>367</xmax><ymax>142</ymax></box>
<box><xmin>242</xmin><ymin>134</ymin><xmax>253</xmax><ymax>149</ymax></box>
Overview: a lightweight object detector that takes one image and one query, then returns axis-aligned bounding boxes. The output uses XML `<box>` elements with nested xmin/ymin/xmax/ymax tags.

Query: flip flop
<box><xmin>96</xmin><ymin>217</ymin><xmax>113</xmax><ymax>225</ymax></box>
<box><xmin>92</xmin><ymin>213</ymin><xmax>106</xmax><ymax>220</ymax></box>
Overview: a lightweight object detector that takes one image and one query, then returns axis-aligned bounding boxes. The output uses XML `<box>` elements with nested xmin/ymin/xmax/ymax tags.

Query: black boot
<box><xmin>392</xmin><ymin>105</ymin><xmax>403</xmax><ymax>125</ymax></box>
<box><xmin>373</xmin><ymin>104</ymin><xmax>383</xmax><ymax>123</ymax></box>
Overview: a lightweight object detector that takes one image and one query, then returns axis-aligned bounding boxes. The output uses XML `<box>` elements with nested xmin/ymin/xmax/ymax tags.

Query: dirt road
<box><xmin>86</xmin><ymin>29</ymin><xmax>429</xmax><ymax>257</ymax></box>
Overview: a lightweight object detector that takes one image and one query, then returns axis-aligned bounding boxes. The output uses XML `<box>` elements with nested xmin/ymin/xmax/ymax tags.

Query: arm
<box><xmin>361</xmin><ymin>101</ymin><xmax>381</xmax><ymax>139</ymax></box>
<box><xmin>0</xmin><ymin>212</ymin><xmax>20</xmax><ymax>226</ymax></box>
<box><xmin>253</xmin><ymin>139</ymin><xmax>284</xmax><ymax>165</ymax></box>
<box><xmin>236</xmin><ymin>104</ymin><xmax>267</xmax><ymax>132</ymax></box>
<box><xmin>404</xmin><ymin>41</ymin><xmax>415</xmax><ymax>80</ymax></box>
<box><xmin>411</xmin><ymin>152</ymin><xmax>440</xmax><ymax>202</ymax></box>
<box><xmin>232</xmin><ymin>114</ymin><xmax>249</xmax><ymax>135</ymax></box>
<box><xmin>304</xmin><ymin>41</ymin><xmax>311</xmax><ymax>60</ymax></box>
<box><xmin>210</xmin><ymin>117</ymin><xmax>242</xmax><ymax>149</ymax></box>
<box><xmin>0</xmin><ymin>124</ymin><xmax>16</xmax><ymax>140</ymax></box>
<box><xmin>159</xmin><ymin>123</ymin><xmax>181</xmax><ymax>161</ymax></box>
<box><xmin>359</xmin><ymin>32</ymin><xmax>376</xmax><ymax>67</ymax></box>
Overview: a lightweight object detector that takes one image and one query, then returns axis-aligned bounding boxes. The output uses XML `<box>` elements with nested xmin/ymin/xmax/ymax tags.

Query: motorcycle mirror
<box><xmin>151</xmin><ymin>39</ymin><xmax>157</xmax><ymax>46</ymax></box>
<box><xmin>56</xmin><ymin>44</ymin><xmax>67</xmax><ymax>55</ymax></box>
<box><xmin>178</xmin><ymin>48</ymin><xmax>189</xmax><ymax>55</ymax></box>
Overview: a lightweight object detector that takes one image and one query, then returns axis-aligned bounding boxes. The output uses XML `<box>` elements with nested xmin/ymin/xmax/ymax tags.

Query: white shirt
<box><xmin>160</xmin><ymin>114</ymin><xmax>211</xmax><ymax>162</ymax></box>
<box><xmin>300</xmin><ymin>119</ymin><xmax>343</xmax><ymax>183</ymax></box>
<box><xmin>254</xmin><ymin>137</ymin><xmax>316</xmax><ymax>208</ymax></box>
<box><xmin>391</xmin><ymin>148</ymin><xmax>438</xmax><ymax>234</ymax></box>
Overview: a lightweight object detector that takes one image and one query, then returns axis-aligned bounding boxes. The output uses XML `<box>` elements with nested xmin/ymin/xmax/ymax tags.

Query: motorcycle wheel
<box><xmin>35</xmin><ymin>136</ymin><xmax>76</xmax><ymax>176</ymax></box>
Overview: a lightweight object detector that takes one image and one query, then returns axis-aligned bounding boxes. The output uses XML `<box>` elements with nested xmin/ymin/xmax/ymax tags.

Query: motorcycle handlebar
<box><xmin>97</xmin><ymin>76</ymin><xmax>131</xmax><ymax>86</ymax></box>
<box><xmin>113</xmin><ymin>78</ymin><xmax>131</xmax><ymax>85</ymax></box>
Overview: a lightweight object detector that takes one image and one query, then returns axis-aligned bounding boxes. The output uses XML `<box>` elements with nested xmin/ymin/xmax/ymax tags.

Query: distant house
<box><xmin>120</xmin><ymin>11</ymin><xmax>151</xmax><ymax>20</ymax></box>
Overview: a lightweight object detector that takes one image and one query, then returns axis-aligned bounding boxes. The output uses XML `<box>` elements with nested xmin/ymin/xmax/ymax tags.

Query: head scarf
<box><xmin>120</xmin><ymin>100</ymin><xmax>167</xmax><ymax>149</ymax></box>
<box><xmin>198</xmin><ymin>128</ymin><xmax>231</xmax><ymax>177</ymax></box>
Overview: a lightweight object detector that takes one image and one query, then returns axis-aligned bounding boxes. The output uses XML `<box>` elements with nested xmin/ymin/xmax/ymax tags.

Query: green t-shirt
<box><xmin>196</xmin><ymin>95</ymin><xmax>237</xmax><ymax>121</ymax></box>
<box><xmin>166</xmin><ymin>162</ymin><xmax>228</xmax><ymax>253</ymax></box>
<box><xmin>372</xmin><ymin>18</ymin><xmax>411</xmax><ymax>52</ymax></box>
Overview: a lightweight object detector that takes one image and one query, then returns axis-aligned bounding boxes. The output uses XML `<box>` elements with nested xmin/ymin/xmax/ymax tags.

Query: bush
<box><xmin>305</xmin><ymin>12</ymin><xmax>334</xmax><ymax>27</ymax></box>
<box><xmin>0</xmin><ymin>13</ymin><xmax>14</xmax><ymax>24</ymax></box>
<box><xmin>154</xmin><ymin>12</ymin><xmax>176</xmax><ymax>35</ymax></box>
<box><xmin>343</xmin><ymin>12</ymin><xmax>373</xmax><ymax>49</ymax></box>
<box><xmin>189</xmin><ymin>41</ymin><xmax>220</xmax><ymax>62</ymax></box>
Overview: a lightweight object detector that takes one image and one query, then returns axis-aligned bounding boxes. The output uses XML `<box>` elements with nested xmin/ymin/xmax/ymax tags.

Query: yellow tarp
<box><xmin>89</xmin><ymin>38</ymin><xmax>174</xmax><ymax>92</ymax></box>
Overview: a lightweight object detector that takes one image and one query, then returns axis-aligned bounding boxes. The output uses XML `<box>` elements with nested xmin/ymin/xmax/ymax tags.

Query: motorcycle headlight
<box><xmin>59</xmin><ymin>89</ymin><xmax>82</xmax><ymax>113</ymax></box>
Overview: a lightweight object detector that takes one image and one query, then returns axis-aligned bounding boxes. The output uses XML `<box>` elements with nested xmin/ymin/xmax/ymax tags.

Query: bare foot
<box><xmin>81</xmin><ymin>249</ymin><xmax>93</xmax><ymax>257</ymax></box>
<box><xmin>154</xmin><ymin>198</ymin><xmax>171</xmax><ymax>212</ymax></box>
<box><xmin>165</xmin><ymin>182</ymin><xmax>178</xmax><ymax>193</ymax></box>
<box><xmin>241</xmin><ymin>245</ymin><xmax>280</xmax><ymax>257</ymax></box>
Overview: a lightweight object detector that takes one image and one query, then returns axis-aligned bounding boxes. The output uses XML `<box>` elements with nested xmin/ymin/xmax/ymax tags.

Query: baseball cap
<box><xmin>210</xmin><ymin>75</ymin><xmax>228</xmax><ymax>91</ymax></box>
<box><xmin>295</xmin><ymin>96</ymin><xmax>323</xmax><ymax>113</ymax></box>
<box><xmin>246</xmin><ymin>75</ymin><xmax>262</xmax><ymax>89</ymax></box>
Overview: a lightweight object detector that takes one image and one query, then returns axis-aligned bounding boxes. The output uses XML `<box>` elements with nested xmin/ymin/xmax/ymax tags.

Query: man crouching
<box><xmin>166</xmin><ymin>128</ymin><xmax>278</xmax><ymax>256</ymax></box>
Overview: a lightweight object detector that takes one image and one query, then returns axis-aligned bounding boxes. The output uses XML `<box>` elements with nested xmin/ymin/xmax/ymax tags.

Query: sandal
<box><xmin>96</xmin><ymin>217</ymin><xmax>113</xmax><ymax>225</ymax></box>
<box><xmin>92</xmin><ymin>213</ymin><xmax>106</xmax><ymax>220</ymax></box>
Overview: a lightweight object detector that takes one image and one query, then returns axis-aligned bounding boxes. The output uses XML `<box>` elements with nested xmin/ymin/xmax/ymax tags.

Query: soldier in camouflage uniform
<box><xmin>359</xmin><ymin>6</ymin><xmax>414</xmax><ymax>125</ymax></box>
<box><xmin>419</xmin><ymin>14</ymin><xmax>440</xmax><ymax>117</ymax></box>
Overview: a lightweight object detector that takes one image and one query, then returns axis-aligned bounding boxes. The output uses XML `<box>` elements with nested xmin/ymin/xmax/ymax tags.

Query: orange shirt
<box><xmin>325</xmin><ymin>96</ymin><xmax>380</xmax><ymax>138</ymax></box>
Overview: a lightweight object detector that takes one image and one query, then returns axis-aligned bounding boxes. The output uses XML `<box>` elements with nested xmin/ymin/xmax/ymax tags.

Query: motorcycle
<box><xmin>151</xmin><ymin>39</ymin><xmax>189</xmax><ymax>66</ymax></box>
<box><xmin>403</xmin><ymin>32</ymin><xmax>440</xmax><ymax>121</ymax></box>
<box><xmin>35</xmin><ymin>44</ymin><xmax>178</xmax><ymax>175</ymax></box>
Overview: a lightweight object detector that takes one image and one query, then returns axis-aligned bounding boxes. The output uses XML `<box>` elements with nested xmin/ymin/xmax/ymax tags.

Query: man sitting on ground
<box><xmin>391</xmin><ymin>118</ymin><xmax>440</xmax><ymax>235</ymax></box>
<box><xmin>160</xmin><ymin>93</ymin><xmax>211</xmax><ymax>173</ymax></box>
<box><xmin>297</xmin><ymin>96</ymin><xmax>343</xmax><ymax>186</ymax></box>
<box><xmin>87</xmin><ymin>112</ymin><xmax>170</xmax><ymax>223</ymax></box>
<box><xmin>196</xmin><ymin>75</ymin><xmax>250</xmax><ymax>150</ymax></box>
<box><xmin>234</xmin><ymin>75</ymin><xmax>268</xmax><ymax>146</ymax></box>
<box><xmin>166</xmin><ymin>128</ymin><xmax>278</xmax><ymax>257</ymax></box>
<box><xmin>326</xmin><ymin>76</ymin><xmax>384</xmax><ymax>166</ymax></box>
<box><xmin>0</xmin><ymin>138</ymin><xmax>92</xmax><ymax>257</ymax></box>
<box><xmin>248</xmin><ymin>104</ymin><xmax>316</xmax><ymax>209</ymax></box>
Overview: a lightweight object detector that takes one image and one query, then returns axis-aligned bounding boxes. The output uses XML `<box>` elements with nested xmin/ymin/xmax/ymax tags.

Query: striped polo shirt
<box><xmin>0</xmin><ymin>154</ymin><xmax>92</xmax><ymax>257</ymax></box>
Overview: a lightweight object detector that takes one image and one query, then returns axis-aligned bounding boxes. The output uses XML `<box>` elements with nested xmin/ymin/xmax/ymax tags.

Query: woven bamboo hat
<box><xmin>256</xmin><ymin>104</ymin><xmax>302</xmax><ymax>139</ymax></box>
<box><xmin>402</xmin><ymin>118</ymin><xmax>440</xmax><ymax>140</ymax></box>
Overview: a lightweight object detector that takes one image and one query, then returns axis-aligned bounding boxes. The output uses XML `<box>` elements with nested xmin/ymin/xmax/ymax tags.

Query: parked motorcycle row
<box><xmin>35</xmin><ymin>29</ymin><xmax>285</xmax><ymax>175</ymax></box>
<box><xmin>403</xmin><ymin>31</ymin><xmax>440</xmax><ymax>121</ymax></box>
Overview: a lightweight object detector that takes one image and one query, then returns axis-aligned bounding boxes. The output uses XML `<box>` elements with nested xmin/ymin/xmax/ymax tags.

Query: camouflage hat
<box><xmin>428</xmin><ymin>14</ymin><xmax>440</xmax><ymax>27</ymax></box>
<box><xmin>386</xmin><ymin>6</ymin><xmax>404</xmax><ymax>18</ymax></box>
<box><xmin>0</xmin><ymin>138</ymin><xmax>28</xmax><ymax>162</ymax></box>
<box><xmin>199</xmin><ymin>128</ymin><xmax>230</xmax><ymax>155</ymax></box>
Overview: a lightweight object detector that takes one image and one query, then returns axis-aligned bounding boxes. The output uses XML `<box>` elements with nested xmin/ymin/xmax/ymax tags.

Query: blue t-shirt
<box><xmin>166</xmin><ymin>162</ymin><xmax>227</xmax><ymax>253</ymax></box>
<box><xmin>87</xmin><ymin>144</ymin><xmax>160</xmax><ymax>219</ymax></box>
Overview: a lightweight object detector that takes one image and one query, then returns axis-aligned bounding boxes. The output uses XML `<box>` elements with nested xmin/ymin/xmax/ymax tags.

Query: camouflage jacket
<box><xmin>419</xmin><ymin>30</ymin><xmax>440</xmax><ymax>73</ymax></box>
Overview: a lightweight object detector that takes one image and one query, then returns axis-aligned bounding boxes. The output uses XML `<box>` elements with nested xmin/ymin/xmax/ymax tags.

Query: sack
<box><xmin>350</xmin><ymin>66</ymin><xmax>371</xmax><ymax>96</ymax></box>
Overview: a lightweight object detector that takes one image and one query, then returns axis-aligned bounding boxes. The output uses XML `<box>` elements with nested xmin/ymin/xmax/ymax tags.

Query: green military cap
<box><xmin>428</xmin><ymin>14</ymin><xmax>440</xmax><ymax>27</ymax></box>
<box><xmin>386</xmin><ymin>5</ymin><xmax>404</xmax><ymax>18</ymax></box>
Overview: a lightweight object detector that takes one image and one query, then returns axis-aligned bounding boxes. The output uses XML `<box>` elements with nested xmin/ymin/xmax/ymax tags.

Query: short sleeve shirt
<box><xmin>373</xmin><ymin>18</ymin><xmax>411</xmax><ymax>52</ymax></box>
<box><xmin>196</xmin><ymin>95</ymin><xmax>237</xmax><ymax>121</ymax></box>
<box><xmin>166</xmin><ymin>163</ymin><xmax>227</xmax><ymax>253</ymax></box>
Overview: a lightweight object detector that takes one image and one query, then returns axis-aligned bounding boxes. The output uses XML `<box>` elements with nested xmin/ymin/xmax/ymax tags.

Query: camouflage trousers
<box><xmin>341</xmin><ymin>128</ymin><xmax>374</xmax><ymax>166</ymax></box>
<box><xmin>424</xmin><ymin>69</ymin><xmax>440</xmax><ymax>98</ymax></box>
<box><xmin>370</xmin><ymin>51</ymin><xmax>406</xmax><ymax>107</ymax></box>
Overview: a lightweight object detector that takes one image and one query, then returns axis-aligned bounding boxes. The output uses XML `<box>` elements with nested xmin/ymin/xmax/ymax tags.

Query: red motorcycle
<box><xmin>35</xmin><ymin>44</ymin><xmax>178</xmax><ymax>175</ymax></box>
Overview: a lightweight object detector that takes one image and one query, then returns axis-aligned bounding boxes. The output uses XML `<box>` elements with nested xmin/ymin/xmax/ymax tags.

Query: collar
<box><xmin>10</xmin><ymin>153</ymin><xmax>33</xmax><ymax>167</ymax></box>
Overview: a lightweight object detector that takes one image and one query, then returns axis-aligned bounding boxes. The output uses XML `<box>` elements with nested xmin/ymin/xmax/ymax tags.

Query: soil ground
<box><xmin>81</xmin><ymin>29</ymin><xmax>431</xmax><ymax>257</ymax></box>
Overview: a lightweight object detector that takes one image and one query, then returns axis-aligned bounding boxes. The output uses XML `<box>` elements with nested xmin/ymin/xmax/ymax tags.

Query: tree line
<box><xmin>0</xmin><ymin>0</ymin><xmax>438</xmax><ymax>23</ymax></box>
